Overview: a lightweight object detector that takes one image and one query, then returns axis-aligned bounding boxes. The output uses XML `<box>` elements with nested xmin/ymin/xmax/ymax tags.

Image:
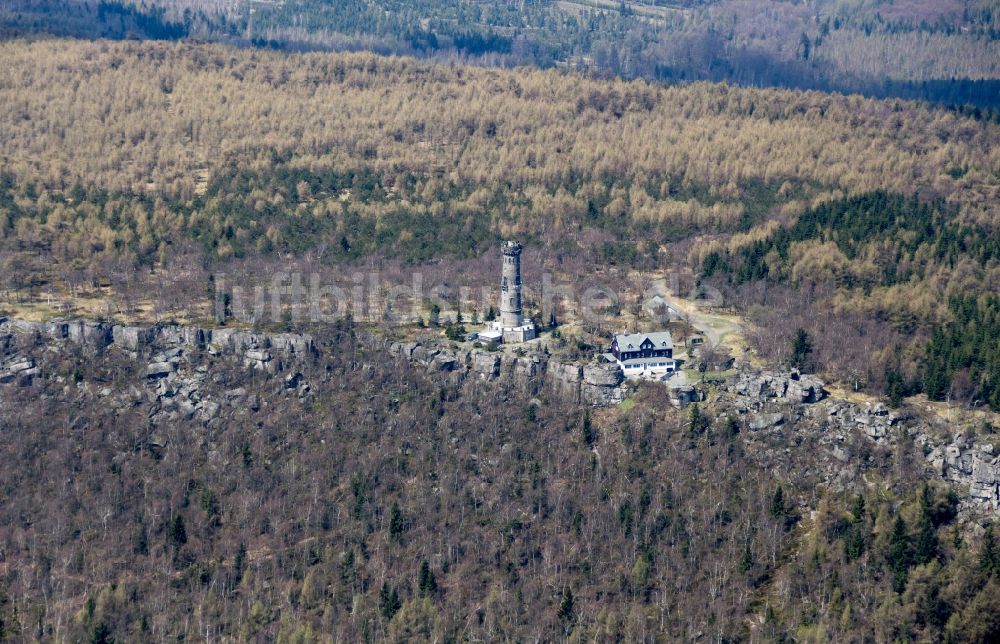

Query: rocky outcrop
<box><xmin>733</xmin><ymin>369</ymin><xmax>826</xmax><ymax>405</ymax></box>
<box><xmin>745</xmin><ymin>390</ymin><xmax>1000</xmax><ymax>514</ymax></box>
<box><xmin>0</xmin><ymin>318</ymin><xmax>313</xmax><ymax>360</ymax></box>
<box><xmin>583</xmin><ymin>364</ymin><xmax>624</xmax><ymax>388</ymax></box>
<box><xmin>6</xmin><ymin>314</ymin><xmax>999</xmax><ymax>517</ymax></box>
<box><xmin>927</xmin><ymin>442</ymin><xmax>1000</xmax><ymax>509</ymax></box>
<box><xmin>381</xmin><ymin>339</ymin><xmax>631</xmax><ymax>407</ymax></box>
<box><xmin>510</xmin><ymin>355</ymin><xmax>544</xmax><ymax>380</ymax></box>
<box><xmin>580</xmin><ymin>363</ymin><xmax>627</xmax><ymax>406</ymax></box>
<box><xmin>669</xmin><ymin>385</ymin><xmax>701</xmax><ymax>408</ymax></box>
<box><xmin>548</xmin><ymin>362</ymin><xmax>583</xmax><ymax>401</ymax></box>
<box><xmin>380</xmin><ymin>344</ymin><xmax>831</xmax><ymax>410</ymax></box>
<box><xmin>533</xmin><ymin>360</ymin><xmax>629</xmax><ymax>406</ymax></box>
<box><xmin>0</xmin><ymin>318</ymin><xmax>318</xmax><ymax>424</ymax></box>
<box><xmin>66</xmin><ymin>320</ymin><xmax>113</xmax><ymax>348</ymax></box>
<box><xmin>112</xmin><ymin>325</ymin><xmax>155</xmax><ymax>351</ymax></box>
<box><xmin>470</xmin><ymin>352</ymin><xmax>501</xmax><ymax>379</ymax></box>
<box><xmin>0</xmin><ymin>355</ymin><xmax>39</xmax><ymax>386</ymax></box>
<box><xmin>212</xmin><ymin>328</ymin><xmax>313</xmax><ymax>356</ymax></box>
<box><xmin>145</xmin><ymin>361</ymin><xmax>176</xmax><ymax>379</ymax></box>
<box><xmin>748</xmin><ymin>412</ymin><xmax>784</xmax><ymax>430</ymax></box>
<box><xmin>8</xmin><ymin>317</ymin><xmax>817</xmax><ymax>411</ymax></box>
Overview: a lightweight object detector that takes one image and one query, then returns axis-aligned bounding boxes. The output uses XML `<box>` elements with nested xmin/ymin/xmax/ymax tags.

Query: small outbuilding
<box><xmin>478</xmin><ymin>329</ymin><xmax>503</xmax><ymax>345</ymax></box>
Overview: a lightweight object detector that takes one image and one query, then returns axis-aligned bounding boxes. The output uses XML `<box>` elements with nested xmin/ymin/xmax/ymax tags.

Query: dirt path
<box><xmin>649</xmin><ymin>278</ymin><xmax>744</xmax><ymax>350</ymax></box>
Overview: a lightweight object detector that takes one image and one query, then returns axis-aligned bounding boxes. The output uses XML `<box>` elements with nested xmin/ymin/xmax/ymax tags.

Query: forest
<box><xmin>0</xmin><ymin>0</ymin><xmax>190</xmax><ymax>41</ymax></box>
<box><xmin>3</xmin><ymin>0</ymin><xmax>1000</xmax><ymax>108</ymax></box>
<box><xmin>0</xmin><ymin>23</ymin><xmax>998</xmax><ymax>644</ymax></box>
<box><xmin>0</xmin><ymin>39</ymin><xmax>998</xmax><ymax>408</ymax></box>
<box><xmin>2</xmin><ymin>320</ymin><xmax>1000</xmax><ymax>641</ymax></box>
<box><xmin>700</xmin><ymin>191</ymin><xmax>1000</xmax><ymax>410</ymax></box>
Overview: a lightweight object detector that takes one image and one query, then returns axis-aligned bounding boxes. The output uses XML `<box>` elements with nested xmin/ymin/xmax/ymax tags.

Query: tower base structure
<box><xmin>493</xmin><ymin>320</ymin><xmax>537</xmax><ymax>344</ymax></box>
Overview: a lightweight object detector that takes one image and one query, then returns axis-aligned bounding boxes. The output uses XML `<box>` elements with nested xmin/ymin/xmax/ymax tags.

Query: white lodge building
<box><xmin>610</xmin><ymin>331</ymin><xmax>676</xmax><ymax>379</ymax></box>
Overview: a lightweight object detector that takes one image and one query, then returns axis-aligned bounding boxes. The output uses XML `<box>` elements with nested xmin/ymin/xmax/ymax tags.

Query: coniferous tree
<box><xmin>789</xmin><ymin>328</ymin><xmax>813</xmax><ymax>371</ymax></box>
<box><xmin>770</xmin><ymin>485</ymin><xmax>786</xmax><ymax>518</ymax></box>
<box><xmin>233</xmin><ymin>543</ymin><xmax>247</xmax><ymax>585</ymax></box>
<box><xmin>914</xmin><ymin>509</ymin><xmax>939</xmax><ymax>566</ymax></box>
<box><xmin>418</xmin><ymin>560</ymin><xmax>437</xmax><ymax>596</ymax></box>
<box><xmin>739</xmin><ymin>541</ymin><xmax>754</xmax><ymax>574</ymax></box>
<box><xmin>169</xmin><ymin>515</ymin><xmax>187</xmax><ymax>546</ymax></box>
<box><xmin>389</xmin><ymin>502</ymin><xmax>406</xmax><ymax>541</ymax></box>
<box><xmin>380</xmin><ymin>582</ymin><xmax>401</xmax><ymax>619</ymax></box>
<box><xmin>581</xmin><ymin>410</ymin><xmax>595</xmax><ymax>446</ymax></box>
<box><xmin>557</xmin><ymin>587</ymin><xmax>575</xmax><ymax>628</ymax></box>
<box><xmin>886</xmin><ymin>368</ymin><xmax>906</xmax><ymax>408</ymax></box>
<box><xmin>888</xmin><ymin>516</ymin><xmax>912</xmax><ymax>593</ymax></box>
<box><xmin>981</xmin><ymin>525</ymin><xmax>999</xmax><ymax>576</ymax></box>
<box><xmin>688</xmin><ymin>404</ymin><xmax>702</xmax><ymax>435</ymax></box>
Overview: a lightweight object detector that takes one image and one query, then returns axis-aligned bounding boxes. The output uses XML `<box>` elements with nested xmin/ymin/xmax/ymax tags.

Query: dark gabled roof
<box><xmin>612</xmin><ymin>331</ymin><xmax>673</xmax><ymax>351</ymax></box>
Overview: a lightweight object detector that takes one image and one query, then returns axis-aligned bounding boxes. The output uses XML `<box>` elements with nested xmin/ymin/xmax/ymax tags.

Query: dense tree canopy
<box><xmin>0</xmin><ymin>39</ymin><xmax>998</xmax><ymax>405</ymax></box>
<box><xmin>0</xmin><ymin>321</ymin><xmax>994</xmax><ymax>641</ymax></box>
<box><xmin>9</xmin><ymin>0</ymin><xmax>1000</xmax><ymax>107</ymax></box>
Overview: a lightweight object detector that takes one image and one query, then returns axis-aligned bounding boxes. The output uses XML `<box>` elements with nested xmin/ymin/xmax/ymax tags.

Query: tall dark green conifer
<box><xmin>888</xmin><ymin>516</ymin><xmax>912</xmax><ymax>593</ymax></box>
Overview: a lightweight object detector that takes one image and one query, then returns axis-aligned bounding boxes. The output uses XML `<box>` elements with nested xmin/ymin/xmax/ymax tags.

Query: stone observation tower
<box><xmin>487</xmin><ymin>240</ymin><xmax>536</xmax><ymax>343</ymax></box>
<box><xmin>500</xmin><ymin>240</ymin><xmax>524</xmax><ymax>327</ymax></box>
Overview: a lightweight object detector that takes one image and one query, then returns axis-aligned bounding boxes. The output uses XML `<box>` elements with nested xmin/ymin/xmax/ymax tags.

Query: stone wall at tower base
<box><xmin>498</xmin><ymin>323</ymin><xmax>536</xmax><ymax>344</ymax></box>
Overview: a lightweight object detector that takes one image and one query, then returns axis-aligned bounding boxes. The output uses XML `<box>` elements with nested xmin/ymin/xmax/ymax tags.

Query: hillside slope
<box><xmin>1</xmin><ymin>318</ymin><xmax>999</xmax><ymax>641</ymax></box>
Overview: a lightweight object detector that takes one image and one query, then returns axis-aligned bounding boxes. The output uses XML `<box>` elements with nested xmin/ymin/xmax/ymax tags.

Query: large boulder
<box><xmin>969</xmin><ymin>456</ymin><xmax>1000</xmax><ymax>503</ymax></box>
<box><xmin>8</xmin><ymin>358</ymin><xmax>36</xmax><ymax>373</ymax></box>
<box><xmin>196</xmin><ymin>401</ymin><xmax>221</xmax><ymax>422</ymax></box>
<box><xmin>583</xmin><ymin>364</ymin><xmax>623</xmax><ymax>388</ymax></box>
<box><xmin>785</xmin><ymin>375</ymin><xmax>825</xmax><ymax>403</ymax></box>
<box><xmin>245</xmin><ymin>349</ymin><xmax>272</xmax><ymax>363</ymax></box>
<box><xmin>670</xmin><ymin>385</ymin><xmax>700</xmax><ymax>408</ymax></box>
<box><xmin>112</xmin><ymin>325</ymin><xmax>154</xmax><ymax>351</ymax></box>
<box><xmin>430</xmin><ymin>352</ymin><xmax>459</xmax><ymax>372</ymax></box>
<box><xmin>732</xmin><ymin>369</ymin><xmax>825</xmax><ymax>404</ymax></box>
<box><xmin>511</xmin><ymin>356</ymin><xmax>544</xmax><ymax>379</ymax></box>
<box><xmin>470</xmin><ymin>351</ymin><xmax>501</xmax><ymax>379</ymax></box>
<box><xmin>548</xmin><ymin>362</ymin><xmax>583</xmax><ymax>402</ymax></box>
<box><xmin>748</xmin><ymin>413</ymin><xmax>784</xmax><ymax>430</ymax></box>
<box><xmin>577</xmin><ymin>364</ymin><xmax>626</xmax><ymax>407</ymax></box>
<box><xmin>269</xmin><ymin>333</ymin><xmax>314</xmax><ymax>355</ymax></box>
<box><xmin>411</xmin><ymin>345</ymin><xmax>433</xmax><ymax>363</ymax></box>
<box><xmin>67</xmin><ymin>321</ymin><xmax>112</xmax><ymax>349</ymax></box>
<box><xmin>224</xmin><ymin>387</ymin><xmax>247</xmax><ymax>401</ymax></box>
<box><xmin>581</xmin><ymin>382</ymin><xmax>627</xmax><ymax>407</ymax></box>
<box><xmin>145</xmin><ymin>361</ymin><xmax>176</xmax><ymax>379</ymax></box>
